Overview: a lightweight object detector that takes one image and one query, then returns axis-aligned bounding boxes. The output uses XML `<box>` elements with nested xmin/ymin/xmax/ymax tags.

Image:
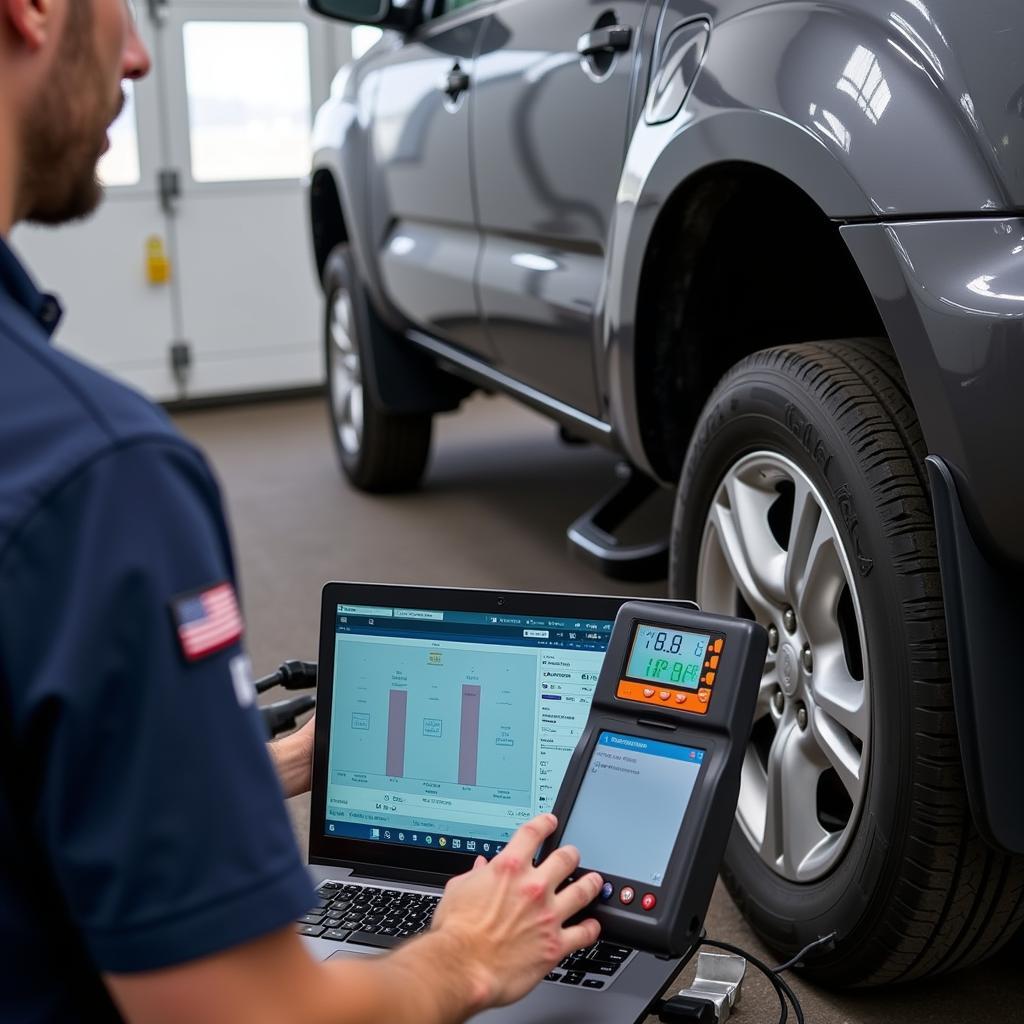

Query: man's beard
<box><xmin>22</xmin><ymin>6</ymin><xmax>120</xmax><ymax>226</ymax></box>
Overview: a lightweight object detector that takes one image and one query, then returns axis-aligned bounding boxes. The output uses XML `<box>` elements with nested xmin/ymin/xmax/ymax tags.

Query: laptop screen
<box><xmin>321</xmin><ymin>601</ymin><xmax>615</xmax><ymax>858</ymax></box>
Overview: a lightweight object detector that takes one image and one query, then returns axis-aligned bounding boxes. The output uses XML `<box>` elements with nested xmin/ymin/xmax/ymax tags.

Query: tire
<box><xmin>323</xmin><ymin>244</ymin><xmax>433</xmax><ymax>493</ymax></box>
<box><xmin>671</xmin><ymin>340</ymin><xmax>1024</xmax><ymax>986</ymax></box>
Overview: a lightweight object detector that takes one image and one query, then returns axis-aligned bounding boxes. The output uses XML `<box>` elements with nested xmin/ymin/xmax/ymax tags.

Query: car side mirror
<box><xmin>306</xmin><ymin>0</ymin><xmax>422</xmax><ymax>30</ymax></box>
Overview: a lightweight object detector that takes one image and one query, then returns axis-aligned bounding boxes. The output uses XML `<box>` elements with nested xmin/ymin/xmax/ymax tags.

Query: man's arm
<box><xmin>105</xmin><ymin>814</ymin><xmax>602</xmax><ymax>1024</ymax></box>
<box><xmin>269</xmin><ymin>715</ymin><xmax>316</xmax><ymax>798</ymax></box>
<box><xmin>106</xmin><ymin>927</ymin><xmax>484</xmax><ymax>1024</ymax></box>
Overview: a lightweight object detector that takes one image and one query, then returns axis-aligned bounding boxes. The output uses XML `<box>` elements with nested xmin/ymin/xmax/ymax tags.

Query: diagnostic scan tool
<box><xmin>539</xmin><ymin>602</ymin><xmax>767</xmax><ymax>956</ymax></box>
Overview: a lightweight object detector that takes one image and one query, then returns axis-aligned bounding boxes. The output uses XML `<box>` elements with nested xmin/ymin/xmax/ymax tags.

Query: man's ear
<box><xmin>3</xmin><ymin>0</ymin><xmax>56</xmax><ymax>51</ymax></box>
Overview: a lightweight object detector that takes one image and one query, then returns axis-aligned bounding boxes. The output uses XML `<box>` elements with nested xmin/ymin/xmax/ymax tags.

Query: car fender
<box><xmin>310</xmin><ymin>53</ymin><xmax>406</xmax><ymax>333</ymax></box>
<box><xmin>604</xmin><ymin>0</ymin><xmax>1012</xmax><ymax>472</ymax></box>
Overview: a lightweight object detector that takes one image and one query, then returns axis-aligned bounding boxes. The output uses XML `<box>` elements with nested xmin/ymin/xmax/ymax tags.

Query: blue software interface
<box><xmin>561</xmin><ymin>732</ymin><xmax>706</xmax><ymax>885</ymax></box>
<box><xmin>323</xmin><ymin>603</ymin><xmax>614</xmax><ymax>856</ymax></box>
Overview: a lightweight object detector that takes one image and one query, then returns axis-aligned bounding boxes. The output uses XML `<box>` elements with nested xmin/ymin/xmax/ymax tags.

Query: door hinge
<box><xmin>146</xmin><ymin>0</ymin><xmax>169</xmax><ymax>26</ymax></box>
<box><xmin>169</xmin><ymin>341</ymin><xmax>193</xmax><ymax>396</ymax></box>
<box><xmin>158</xmin><ymin>169</ymin><xmax>181</xmax><ymax>215</ymax></box>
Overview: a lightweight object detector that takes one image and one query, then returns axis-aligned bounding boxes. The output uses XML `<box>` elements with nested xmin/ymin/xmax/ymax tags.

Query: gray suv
<box><xmin>305</xmin><ymin>0</ymin><xmax>1024</xmax><ymax>986</ymax></box>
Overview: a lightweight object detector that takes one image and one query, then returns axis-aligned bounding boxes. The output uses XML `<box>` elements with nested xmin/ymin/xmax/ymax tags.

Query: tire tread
<box><xmin>700</xmin><ymin>340</ymin><xmax>1023</xmax><ymax>985</ymax></box>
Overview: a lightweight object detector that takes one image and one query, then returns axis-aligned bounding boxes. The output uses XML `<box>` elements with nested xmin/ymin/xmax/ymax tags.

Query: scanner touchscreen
<box><xmin>561</xmin><ymin>732</ymin><xmax>705</xmax><ymax>887</ymax></box>
<box><xmin>539</xmin><ymin>601</ymin><xmax>767</xmax><ymax>954</ymax></box>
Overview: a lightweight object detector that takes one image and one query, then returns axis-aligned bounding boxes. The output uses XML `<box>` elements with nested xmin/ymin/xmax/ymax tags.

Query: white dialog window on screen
<box><xmin>183</xmin><ymin>21</ymin><xmax>313</xmax><ymax>183</ymax></box>
<box><xmin>561</xmin><ymin>732</ymin><xmax>705</xmax><ymax>885</ymax></box>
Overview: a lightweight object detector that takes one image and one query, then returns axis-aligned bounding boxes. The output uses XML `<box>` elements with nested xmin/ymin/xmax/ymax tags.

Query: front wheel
<box><xmin>323</xmin><ymin>245</ymin><xmax>433</xmax><ymax>493</ymax></box>
<box><xmin>671</xmin><ymin>340</ymin><xmax>1024</xmax><ymax>986</ymax></box>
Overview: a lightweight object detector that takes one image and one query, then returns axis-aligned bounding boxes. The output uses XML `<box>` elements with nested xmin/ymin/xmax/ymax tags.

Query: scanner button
<box><xmin>674</xmin><ymin>693</ymin><xmax>687</xmax><ymax>704</ymax></box>
<box><xmin>705</xmin><ymin>671</ymin><xmax>716</xmax><ymax>685</ymax></box>
<box><xmin>600</xmin><ymin>882</ymin><xmax>614</xmax><ymax>901</ymax></box>
<box><xmin>710</xmin><ymin>654</ymin><xmax>720</xmax><ymax>669</ymax></box>
<box><xmin>698</xmin><ymin>689</ymin><xmax>711</xmax><ymax>704</ymax></box>
<box><xmin>642</xmin><ymin>687</ymin><xmax>655</xmax><ymax>698</ymax></box>
<box><xmin>641</xmin><ymin>893</ymin><xmax>657</xmax><ymax>911</ymax></box>
<box><xmin>713</xmin><ymin>638</ymin><xmax>724</xmax><ymax>653</ymax></box>
<box><xmin>619</xmin><ymin>886</ymin><xmax>635</xmax><ymax>905</ymax></box>
<box><xmin>659</xmin><ymin>690</ymin><xmax>671</xmax><ymax>701</ymax></box>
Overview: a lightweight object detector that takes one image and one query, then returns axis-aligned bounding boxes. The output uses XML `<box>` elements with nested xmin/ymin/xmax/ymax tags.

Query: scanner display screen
<box><xmin>561</xmin><ymin>732</ymin><xmax>706</xmax><ymax>886</ymax></box>
<box><xmin>625</xmin><ymin>624</ymin><xmax>712</xmax><ymax>690</ymax></box>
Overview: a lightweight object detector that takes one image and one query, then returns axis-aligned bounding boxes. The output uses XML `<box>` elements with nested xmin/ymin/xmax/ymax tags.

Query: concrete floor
<box><xmin>176</xmin><ymin>393</ymin><xmax>1021</xmax><ymax>1024</ymax></box>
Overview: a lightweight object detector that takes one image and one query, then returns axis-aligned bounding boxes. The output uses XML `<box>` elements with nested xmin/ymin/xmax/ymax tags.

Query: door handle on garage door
<box><xmin>577</xmin><ymin>25</ymin><xmax>633</xmax><ymax>57</ymax></box>
<box><xmin>442</xmin><ymin>64</ymin><xmax>470</xmax><ymax>101</ymax></box>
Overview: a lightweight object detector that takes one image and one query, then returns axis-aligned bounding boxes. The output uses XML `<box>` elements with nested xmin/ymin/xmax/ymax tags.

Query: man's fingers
<box><xmin>552</xmin><ymin>871</ymin><xmax>603</xmax><ymax>919</ymax></box>
<box><xmin>535</xmin><ymin>843</ymin><xmax>581</xmax><ymax>887</ymax></box>
<box><xmin>559</xmin><ymin>918</ymin><xmax>602</xmax><ymax>958</ymax></box>
<box><xmin>501</xmin><ymin>812</ymin><xmax>557</xmax><ymax>861</ymax></box>
<box><xmin>472</xmin><ymin>855</ymin><xmax>487</xmax><ymax>872</ymax></box>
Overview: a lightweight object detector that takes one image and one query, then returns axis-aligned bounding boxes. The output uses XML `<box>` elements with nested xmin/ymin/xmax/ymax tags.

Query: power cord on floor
<box><xmin>657</xmin><ymin>932</ymin><xmax>836</xmax><ymax>1024</ymax></box>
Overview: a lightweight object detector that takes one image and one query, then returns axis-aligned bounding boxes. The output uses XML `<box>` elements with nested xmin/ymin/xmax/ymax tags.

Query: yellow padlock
<box><xmin>146</xmin><ymin>235</ymin><xmax>171</xmax><ymax>286</ymax></box>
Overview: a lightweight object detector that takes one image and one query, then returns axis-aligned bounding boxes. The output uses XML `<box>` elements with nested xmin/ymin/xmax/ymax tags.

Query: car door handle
<box><xmin>577</xmin><ymin>25</ymin><xmax>633</xmax><ymax>57</ymax></box>
<box><xmin>442</xmin><ymin>64</ymin><xmax>470</xmax><ymax>100</ymax></box>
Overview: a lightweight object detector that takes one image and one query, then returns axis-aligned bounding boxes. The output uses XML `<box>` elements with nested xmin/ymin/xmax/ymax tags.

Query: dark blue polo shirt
<box><xmin>0</xmin><ymin>237</ymin><xmax>315</xmax><ymax>1022</ymax></box>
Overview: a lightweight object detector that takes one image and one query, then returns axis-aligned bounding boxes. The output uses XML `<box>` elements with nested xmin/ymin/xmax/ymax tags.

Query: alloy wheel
<box><xmin>696</xmin><ymin>451</ymin><xmax>870</xmax><ymax>882</ymax></box>
<box><xmin>328</xmin><ymin>287</ymin><xmax>363</xmax><ymax>456</ymax></box>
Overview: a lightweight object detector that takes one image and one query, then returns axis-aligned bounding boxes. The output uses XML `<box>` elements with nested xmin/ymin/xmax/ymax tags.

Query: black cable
<box><xmin>772</xmin><ymin>932</ymin><xmax>836</xmax><ymax>975</ymax></box>
<box><xmin>254</xmin><ymin>659</ymin><xmax>317</xmax><ymax>695</ymax></box>
<box><xmin>261</xmin><ymin>694</ymin><xmax>316</xmax><ymax>739</ymax></box>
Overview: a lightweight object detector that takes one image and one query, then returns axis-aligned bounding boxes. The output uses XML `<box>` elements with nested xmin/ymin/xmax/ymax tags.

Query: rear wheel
<box><xmin>671</xmin><ymin>340</ymin><xmax>1024</xmax><ymax>985</ymax></box>
<box><xmin>324</xmin><ymin>244</ymin><xmax>433</xmax><ymax>493</ymax></box>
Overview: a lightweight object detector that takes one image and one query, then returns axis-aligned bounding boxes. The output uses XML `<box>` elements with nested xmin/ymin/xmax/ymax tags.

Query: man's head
<box><xmin>0</xmin><ymin>0</ymin><xmax>150</xmax><ymax>230</ymax></box>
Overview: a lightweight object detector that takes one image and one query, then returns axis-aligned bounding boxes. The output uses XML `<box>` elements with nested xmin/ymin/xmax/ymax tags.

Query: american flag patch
<box><xmin>171</xmin><ymin>582</ymin><xmax>244</xmax><ymax>662</ymax></box>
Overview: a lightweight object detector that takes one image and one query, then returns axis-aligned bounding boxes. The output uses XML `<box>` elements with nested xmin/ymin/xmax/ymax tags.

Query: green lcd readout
<box><xmin>626</xmin><ymin>624</ymin><xmax>711</xmax><ymax>690</ymax></box>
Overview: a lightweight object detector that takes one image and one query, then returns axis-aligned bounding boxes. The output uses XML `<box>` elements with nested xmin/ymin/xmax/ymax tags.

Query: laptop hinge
<box><xmin>338</xmin><ymin>861</ymin><xmax>452</xmax><ymax>888</ymax></box>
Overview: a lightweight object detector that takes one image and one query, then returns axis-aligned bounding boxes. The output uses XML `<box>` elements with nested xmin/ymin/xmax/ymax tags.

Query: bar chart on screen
<box><xmin>329</xmin><ymin>639</ymin><xmax>537</xmax><ymax>814</ymax></box>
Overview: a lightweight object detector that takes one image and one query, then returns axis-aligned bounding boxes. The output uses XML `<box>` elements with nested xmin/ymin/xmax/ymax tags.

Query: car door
<box><xmin>368</xmin><ymin>0</ymin><xmax>494</xmax><ymax>357</ymax></box>
<box><xmin>471</xmin><ymin>0</ymin><xmax>651</xmax><ymax>418</ymax></box>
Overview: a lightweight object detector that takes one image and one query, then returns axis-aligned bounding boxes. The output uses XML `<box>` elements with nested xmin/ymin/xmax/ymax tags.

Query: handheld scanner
<box><xmin>538</xmin><ymin>601</ymin><xmax>767</xmax><ymax>957</ymax></box>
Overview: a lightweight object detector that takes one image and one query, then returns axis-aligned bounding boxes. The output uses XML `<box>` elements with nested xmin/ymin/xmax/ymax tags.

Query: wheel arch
<box><xmin>310</xmin><ymin>168</ymin><xmax>348</xmax><ymax>286</ymax></box>
<box><xmin>614</xmin><ymin>161</ymin><xmax>885</xmax><ymax>482</ymax></box>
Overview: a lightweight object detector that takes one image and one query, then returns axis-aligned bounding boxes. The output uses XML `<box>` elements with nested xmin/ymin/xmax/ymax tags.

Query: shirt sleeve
<box><xmin>0</xmin><ymin>437</ymin><xmax>315</xmax><ymax>972</ymax></box>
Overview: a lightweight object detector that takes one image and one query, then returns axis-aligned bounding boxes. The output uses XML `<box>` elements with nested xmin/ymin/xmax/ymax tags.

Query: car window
<box><xmin>443</xmin><ymin>0</ymin><xmax>485</xmax><ymax>12</ymax></box>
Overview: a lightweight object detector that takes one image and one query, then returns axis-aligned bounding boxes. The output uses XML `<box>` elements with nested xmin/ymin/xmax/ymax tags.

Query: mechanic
<box><xmin>0</xmin><ymin>3</ymin><xmax>603</xmax><ymax>1023</ymax></box>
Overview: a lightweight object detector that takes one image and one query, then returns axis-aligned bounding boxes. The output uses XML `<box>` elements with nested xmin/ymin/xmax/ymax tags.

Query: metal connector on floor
<box><xmin>658</xmin><ymin>952</ymin><xmax>747</xmax><ymax>1023</ymax></box>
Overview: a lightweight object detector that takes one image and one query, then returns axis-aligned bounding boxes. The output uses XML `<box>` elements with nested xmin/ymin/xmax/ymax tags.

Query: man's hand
<box><xmin>429</xmin><ymin>813</ymin><xmax>603</xmax><ymax>1008</ymax></box>
<box><xmin>107</xmin><ymin>814</ymin><xmax>601</xmax><ymax>1024</ymax></box>
<box><xmin>268</xmin><ymin>714</ymin><xmax>315</xmax><ymax>798</ymax></box>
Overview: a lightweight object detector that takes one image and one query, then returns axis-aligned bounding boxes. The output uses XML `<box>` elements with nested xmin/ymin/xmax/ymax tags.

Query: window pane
<box><xmin>183</xmin><ymin>21</ymin><xmax>312</xmax><ymax>183</ymax></box>
<box><xmin>97</xmin><ymin>81</ymin><xmax>141</xmax><ymax>187</ymax></box>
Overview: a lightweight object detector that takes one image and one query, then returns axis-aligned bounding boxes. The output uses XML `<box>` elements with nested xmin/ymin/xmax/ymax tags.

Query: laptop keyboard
<box><xmin>296</xmin><ymin>880</ymin><xmax>636</xmax><ymax>990</ymax></box>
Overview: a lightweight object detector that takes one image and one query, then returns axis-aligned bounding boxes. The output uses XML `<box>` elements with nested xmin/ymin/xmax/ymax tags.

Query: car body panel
<box><xmin>471</xmin><ymin>0</ymin><xmax>655</xmax><ymax>417</ymax></box>
<box><xmin>367</xmin><ymin>10</ymin><xmax>492</xmax><ymax>355</ymax></box>
<box><xmin>842</xmin><ymin>216</ymin><xmax>1024</xmax><ymax>564</ymax></box>
<box><xmin>603</xmin><ymin>0</ymin><xmax>1024</xmax><ymax>564</ymax></box>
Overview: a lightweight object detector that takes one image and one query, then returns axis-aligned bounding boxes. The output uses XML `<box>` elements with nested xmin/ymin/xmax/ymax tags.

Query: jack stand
<box><xmin>658</xmin><ymin>951</ymin><xmax>747</xmax><ymax>1023</ymax></box>
<box><xmin>566</xmin><ymin>462</ymin><xmax>670</xmax><ymax>581</ymax></box>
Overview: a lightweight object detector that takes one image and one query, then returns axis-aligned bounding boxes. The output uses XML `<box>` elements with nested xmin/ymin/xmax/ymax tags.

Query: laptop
<box><xmin>300</xmin><ymin>583</ymin><xmax>694</xmax><ymax>1023</ymax></box>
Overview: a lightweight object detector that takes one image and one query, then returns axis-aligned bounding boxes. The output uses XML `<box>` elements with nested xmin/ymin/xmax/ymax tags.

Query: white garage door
<box><xmin>13</xmin><ymin>0</ymin><xmax>352</xmax><ymax>403</ymax></box>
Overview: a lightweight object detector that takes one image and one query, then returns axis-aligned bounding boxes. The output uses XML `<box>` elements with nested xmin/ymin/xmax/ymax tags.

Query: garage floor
<box><xmin>175</xmin><ymin>394</ymin><xmax>1021</xmax><ymax>1024</ymax></box>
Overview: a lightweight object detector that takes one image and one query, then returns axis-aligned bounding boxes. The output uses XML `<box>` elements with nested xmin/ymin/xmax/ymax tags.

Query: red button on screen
<box><xmin>641</xmin><ymin>893</ymin><xmax>657</xmax><ymax>911</ymax></box>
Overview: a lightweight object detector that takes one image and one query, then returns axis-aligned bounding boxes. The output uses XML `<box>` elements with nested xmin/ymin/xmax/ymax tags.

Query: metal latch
<box><xmin>669</xmin><ymin>952</ymin><xmax>746</xmax><ymax>1022</ymax></box>
<box><xmin>158</xmin><ymin>169</ymin><xmax>181</xmax><ymax>215</ymax></box>
<box><xmin>146</xmin><ymin>0</ymin><xmax>169</xmax><ymax>26</ymax></box>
